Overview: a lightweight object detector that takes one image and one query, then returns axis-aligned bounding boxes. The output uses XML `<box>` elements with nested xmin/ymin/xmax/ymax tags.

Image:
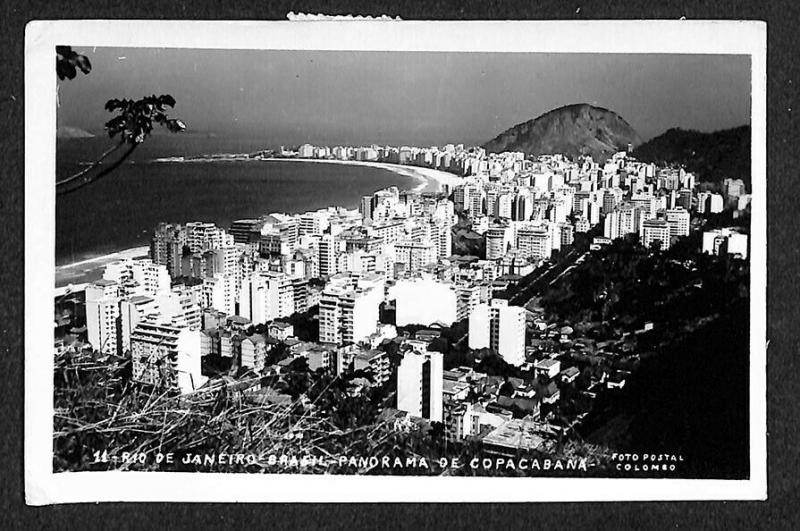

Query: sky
<box><xmin>57</xmin><ymin>48</ymin><xmax>751</xmax><ymax>147</ymax></box>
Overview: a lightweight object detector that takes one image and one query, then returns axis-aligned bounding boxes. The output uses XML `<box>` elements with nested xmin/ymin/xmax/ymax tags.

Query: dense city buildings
<box><xmin>59</xmin><ymin>139</ymin><xmax>751</xmax><ymax>470</ymax></box>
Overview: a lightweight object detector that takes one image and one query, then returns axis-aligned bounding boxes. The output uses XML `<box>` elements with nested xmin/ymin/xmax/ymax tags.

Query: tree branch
<box><xmin>55</xmin><ymin>142</ymin><xmax>124</xmax><ymax>188</ymax></box>
<box><xmin>57</xmin><ymin>142</ymin><xmax>139</xmax><ymax>195</ymax></box>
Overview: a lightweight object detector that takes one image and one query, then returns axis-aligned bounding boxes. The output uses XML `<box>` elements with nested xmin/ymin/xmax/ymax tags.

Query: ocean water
<box><xmin>56</xmin><ymin>135</ymin><xmax>418</xmax><ymax>265</ymax></box>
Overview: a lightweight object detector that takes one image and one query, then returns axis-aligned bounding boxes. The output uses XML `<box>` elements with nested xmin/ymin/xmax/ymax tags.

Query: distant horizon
<box><xmin>57</xmin><ymin>49</ymin><xmax>751</xmax><ymax>147</ymax></box>
<box><xmin>57</xmin><ymin>112</ymin><xmax>752</xmax><ymax>149</ymax></box>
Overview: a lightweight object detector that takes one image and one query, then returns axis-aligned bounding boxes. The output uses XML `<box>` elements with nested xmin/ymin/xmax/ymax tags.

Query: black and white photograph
<box><xmin>24</xmin><ymin>19</ymin><xmax>766</xmax><ymax>503</ymax></box>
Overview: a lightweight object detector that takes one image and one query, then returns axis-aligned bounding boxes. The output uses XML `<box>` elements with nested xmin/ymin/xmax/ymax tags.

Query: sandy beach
<box><xmin>262</xmin><ymin>158</ymin><xmax>464</xmax><ymax>194</ymax></box>
<box><xmin>55</xmin><ymin>159</ymin><xmax>463</xmax><ymax>289</ymax></box>
<box><xmin>56</xmin><ymin>246</ymin><xmax>150</xmax><ymax>289</ymax></box>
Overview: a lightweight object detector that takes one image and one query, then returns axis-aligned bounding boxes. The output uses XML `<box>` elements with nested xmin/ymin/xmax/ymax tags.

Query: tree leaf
<box><xmin>74</xmin><ymin>54</ymin><xmax>92</xmax><ymax>75</ymax></box>
<box><xmin>166</xmin><ymin>119</ymin><xmax>187</xmax><ymax>133</ymax></box>
<box><xmin>158</xmin><ymin>94</ymin><xmax>176</xmax><ymax>107</ymax></box>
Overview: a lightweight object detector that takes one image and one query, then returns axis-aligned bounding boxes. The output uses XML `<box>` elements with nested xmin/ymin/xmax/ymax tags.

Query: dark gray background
<box><xmin>1</xmin><ymin>1</ymin><xmax>796</xmax><ymax>528</ymax></box>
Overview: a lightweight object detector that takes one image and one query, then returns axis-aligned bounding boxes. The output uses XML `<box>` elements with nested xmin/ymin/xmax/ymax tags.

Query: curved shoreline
<box><xmin>260</xmin><ymin>158</ymin><xmax>464</xmax><ymax>194</ymax></box>
<box><xmin>56</xmin><ymin>159</ymin><xmax>463</xmax><ymax>288</ymax></box>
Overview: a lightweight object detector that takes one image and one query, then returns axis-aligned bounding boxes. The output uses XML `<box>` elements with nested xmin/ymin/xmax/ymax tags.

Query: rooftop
<box><xmin>481</xmin><ymin>419</ymin><xmax>548</xmax><ymax>452</ymax></box>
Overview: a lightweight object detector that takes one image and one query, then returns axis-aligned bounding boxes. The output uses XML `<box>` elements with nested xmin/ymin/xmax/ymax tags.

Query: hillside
<box><xmin>483</xmin><ymin>103</ymin><xmax>642</xmax><ymax>162</ymax></box>
<box><xmin>632</xmin><ymin>126</ymin><xmax>751</xmax><ymax>189</ymax></box>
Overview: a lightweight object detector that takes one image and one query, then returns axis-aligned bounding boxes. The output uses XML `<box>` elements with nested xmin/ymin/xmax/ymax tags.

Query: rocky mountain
<box><xmin>632</xmin><ymin>125</ymin><xmax>750</xmax><ymax>189</ymax></box>
<box><xmin>482</xmin><ymin>103</ymin><xmax>642</xmax><ymax>162</ymax></box>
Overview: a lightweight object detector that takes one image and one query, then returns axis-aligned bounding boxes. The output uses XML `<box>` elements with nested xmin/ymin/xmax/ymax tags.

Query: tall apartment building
<box><xmin>202</xmin><ymin>274</ymin><xmax>236</xmax><ymax>316</ymax></box>
<box><xmin>468</xmin><ymin>298</ymin><xmax>526</xmax><ymax>366</ymax></box>
<box><xmin>723</xmin><ymin>178</ymin><xmax>746</xmax><ymax>199</ymax></box>
<box><xmin>429</xmin><ymin>220</ymin><xmax>452</xmax><ymax>259</ymax></box>
<box><xmin>630</xmin><ymin>193</ymin><xmax>656</xmax><ymax>218</ymax></box>
<box><xmin>85</xmin><ymin>279</ymin><xmax>121</xmax><ymax>355</ymax></box>
<box><xmin>229</xmin><ymin>219</ymin><xmax>265</xmax><ymax>244</ymax></box>
<box><xmin>240</xmin><ymin>335</ymin><xmax>268</xmax><ymax>373</ymax></box>
<box><xmin>155</xmin><ymin>282</ymin><xmax>203</xmax><ymax>331</ymax></box>
<box><xmin>203</xmin><ymin>246</ymin><xmax>241</xmax><ymax>279</ymax></box>
<box><xmin>559</xmin><ymin>222</ymin><xmax>575</xmax><ymax>247</ymax></box>
<box><xmin>485</xmin><ymin>224</ymin><xmax>512</xmax><ymax>260</ymax></box>
<box><xmin>515</xmin><ymin>225</ymin><xmax>552</xmax><ymax>261</ymax></box>
<box><xmin>641</xmin><ymin>219</ymin><xmax>672</xmax><ymax>250</ymax></box>
<box><xmin>360</xmin><ymin>195</ymin><xmax>373</xmax><ymax>223</ymax></box>
<box><xmin>369</xmin><ymin>220</ymin><xmax>403</xmax><ymax>245</ymax></box>
<box><xmin>575</xmin><ymin>217</ymin><xmax>591</xmax><ymax>233</ymax></box>
<box><xmin>185</xmin><ymin>222</ymin><xmax>231</xmax><ymax>254</ymax></box>
<box><xmin>317</xmin><ymin>234</ymin><xmax>341</xmax><ymax>277</ymax></box>
<box><xmin>394</xmin><ymin>240</ymin><xmax>437</xmax><ymax>273</ymax></box>
<box><xmin>702</xmin><ymin>228</ymin><xmax>749</xmax><ymax>259</ymax></box>
<box><xmin>390</xmin><ymin>277</ymin><xmax>457</xmax><ymax>327</ymax></box>
<box><xmin>239</xmin><ymin>271</ymin><xmax>296</xmax><ymax>324</ymax></box>
<box><xmin>604</xmin><ymin>205</ymin><xmax>640</xmax><ymax>240</ymax></box>
<box><xmin>708</xmin><ymin>193</ymin><xmax>724</xmax><ymax>213</ymax></box>
<box><xmin>697</xmin><ymin>192</ymin><xmax>725</xmax><ymax>214</ymax></box>
<box><xmin>353</xmin><ymin>349</ymin><xmax>389</xmax><ymax>384</ymax></box>
<box><xmin>118</xmin><ymin>295</ymin><xmax>160</xmax><ymax>356</ymax></box>
<box><xmin>665</xmin><ymin>207</ymin><xmax>691</xmax><ymax>237</ymax></box>
<box><xmin>456</xmin><ymin>284</ymin><xmax>481</xmax><ymax>322</ymax></box>
<box><xmin>130</xmin><ymin>322</ymin><xmax>206</xmax><ymax>394</ymax></box>
<box><xmin>496</xmin><ymin>193</ymin><xmax>513</xmax><ymax>219</ymax></box>
<box><xmin>102</xmin><ymin>258</ymin><xmax>171</xmax><ymax>298</ymax></box>
<box><xmin>677</xmin><ymin>189</ymin><xmax>693</xmax><ymax>211</ymax></box>
<box><xmin>318</xmin><ymin>274</ymin><xmax>384</xmax><ymax>345</ymax></box>
<box><xmin>259</xmin><ymin>219</ymin><xmax>299</xmax><ymax>257</ymax></box>
<box><xmin>397</xmin><ymin>349</ymin><xmax>443</xmax><ymax>422</ymax></box>
<box><xmin>299</xmin><ymin>210</ymin><xmax>331</xmax><ymax>236</ymax></box>
<box><xmin>150</xmin><ymin>222</ymin><xmax>187</xmax><ymax>278</ymax></box>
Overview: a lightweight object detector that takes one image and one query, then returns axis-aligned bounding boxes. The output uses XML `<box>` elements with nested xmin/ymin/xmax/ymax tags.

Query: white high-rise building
<box><xmin>318</xmin><ymin>274</ymin><xmax>384</xmax><ymax>345</ymax></box>
<box><xmin>85</xmin><ymin>280</ymin><xmax>121</xmax><ymax>355</ymax></box>
<box><xmin>496</xmin><ymin>193</ymin><xmax>513</xmax><ymax>219</ymax></box>
<box><xmin>130</xmin><ymin>322</ymin><xmax>207</xmax><ymax>394</ymax></box>
<box><xmin>430</xmin><ymin>220</ymin><xmax>452</xmax><ymax>259</ymax></box>
<box><xmin>485</xmin><ymin>225</ymin><xmax>512</xmax><ymax>260</ymax></box>
<box><xmin>185</xmin><ymin>222</ymin><xmax>232</xmax><ymax>254</ymax></box>
<box><xmin>696</xmin><ymin>191</ymin><xmax>710</xmax><ymax>213</ymax></box>
<box><xmin>239</xmin><ymin>271</ymin><xmax>295</xmax><ymax>324</ymax></box>
<box><xmin>318</xmin><ymin>234</ymin><xmax>340</xmax><ymax>277</ymax></box>
<box><xmin>397</xmin><ymin>349</ymin><xmax>443</xmax><ymax>422</ymax></box>
<box><xmin>102</xmin><ymin>258</ymin><xmax>171</xmax><ymax>298</ymax></box>
<box><xmin>155</xmin><ymin>284</ymin><xmax>203</xmax><ymax>331</ymax></box>
<box><xmin>468</xmin><ymin>299</ymin><xmax>526</xmax><ymax>366</ymax></box>
<box><xmin>299</xmin><ymin>210</ymin><xmax>331</xmax><ymax>236</ymax></box>
<box><xmin>456</xmin><ymin>284</ymin><xmax>481</xmax><ymax>322</ymax></box>
<box><xmin>118</xmin><ymin>295</ymin><xmax>160</xmax><ymax>356</ymax></box>
<box><xmin>642</xmin><ymin>219</ymin><xmax>672</xmax><ymax>250</ymax></box>
<box><xmin>468</xmin><ymin>303</ymin><xmax>491</xmax><ymax>350</ymax></box>
<box><xmin>665</xmin><ymin>208</ymin><xmax>691</xmax><ymax>237</ymax></box>
<box><xmin>202</xmin><ymin>274</ymin><xmax>235</xmax><ymax>315</ymax></box>
<box><xmin>708</xmin><ymin>193</ymin><xmax>724</xmax><ymax>213</ymax></box>
<box><xmin>604</xmin><ymin>205</ymin><xmax>640</xmax><ymax>240</ymax></box>
<box><xmin>516</xmin><ymin>225</ymin><xmax>552</xmax><ymax>261</ymax></box>
<box><xmin>702</xmin><ymin>228</ymin><xmax>749</xmax><ymax>259</ymax></box>
<box><xmin>394</xmin><ymin>240</ymin><xmax>437</xmax><ymax>273</ymax></box>
<box><xmin>390</xmin><ymin>277</ymin><xmax>457</xmax><ymax>327</ymax></box>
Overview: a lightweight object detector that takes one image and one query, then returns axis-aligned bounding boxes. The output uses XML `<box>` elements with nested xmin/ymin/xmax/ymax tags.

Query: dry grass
<box><xmin>53</xmin><ymin>349</ymin><xmax>404</xmax><ymax>474</ymax></box>
<box><xmin>54</xmin><ymin>349</ymin><xmax>616</xmax><ymax>477</ymax></box>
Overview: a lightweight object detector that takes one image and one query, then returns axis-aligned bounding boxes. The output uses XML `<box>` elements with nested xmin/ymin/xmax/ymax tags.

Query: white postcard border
<box><xmin>25</xmin><ymin>19</ymin><xmax>767</xmax><ymax>504</ymax></box>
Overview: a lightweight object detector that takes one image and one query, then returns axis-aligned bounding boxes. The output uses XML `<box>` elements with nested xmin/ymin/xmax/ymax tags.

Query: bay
<box><xmin>56</xmin><ymin>136</ymin><xmax>419</xmax><ymax>267</ymax></box>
